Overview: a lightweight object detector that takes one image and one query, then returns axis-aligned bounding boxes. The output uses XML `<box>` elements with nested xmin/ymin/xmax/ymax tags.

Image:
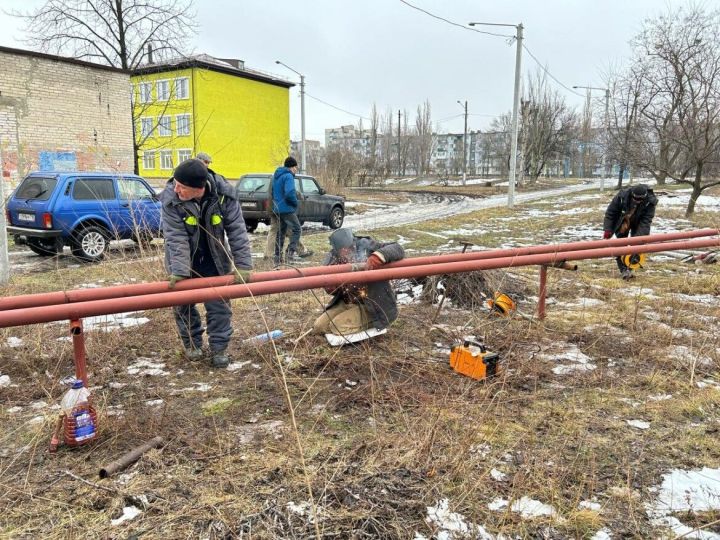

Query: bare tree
<box><xmin>413</xmin><ymin>100</ymin><xmax>434</xmax><ymax>176</ymax></box>
<box><xmin>629</xmin><ymin>5</ymin><xmax>720</xmax><ymax>214</ymax></box>
<box><xmin>11</xmin><ymin>0</ymin><xmax>197</xmax><ymax>70</ymax></box>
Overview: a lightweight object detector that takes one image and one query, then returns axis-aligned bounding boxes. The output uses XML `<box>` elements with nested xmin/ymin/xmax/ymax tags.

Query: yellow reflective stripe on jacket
<box><xmin>211</xmin><ymin>214</ymin><xmax>222</xmax><ymax>225</ymax></box>
<box><xmin>184</xmin><ymin>215</ymin><xmax>198</xmax><ymax>226</ymax></box>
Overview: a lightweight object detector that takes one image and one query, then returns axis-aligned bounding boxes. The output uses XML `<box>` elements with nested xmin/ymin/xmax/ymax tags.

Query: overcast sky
<box><xmin>0</xmin><ymin>0</ymin><xmax>701</xmax><ymax>143</ymax></box>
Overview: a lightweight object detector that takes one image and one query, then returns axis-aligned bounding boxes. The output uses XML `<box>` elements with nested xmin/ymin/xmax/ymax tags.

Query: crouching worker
<box><xmin>159</xmin><ymin>158</ymin><xmax>253</xmax><ymax>368</ymax></box>
<box><xmin>602</xmin><ymin>183</ymin><xmax>658</xmax><ymax>280</ymax></box>
<box><xmin>313</xmin><ymin>228</ymin><xmax>404</xmax><ymax>344</ymax></box>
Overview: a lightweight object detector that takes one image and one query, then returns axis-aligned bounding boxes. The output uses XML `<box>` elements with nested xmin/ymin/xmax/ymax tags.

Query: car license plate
<box><xmin>18</xmin><ymin>213</ymin><xmax>34</xmax><ymax>221</ymax></box>
<box><xmin>241</xmin><ymin>202</ymin><xmax>256</xmax><ymax>209</ymax></box>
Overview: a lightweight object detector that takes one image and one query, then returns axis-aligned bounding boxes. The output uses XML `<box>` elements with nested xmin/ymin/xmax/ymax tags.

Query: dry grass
<box><xmin>1</xmin><ymin>185</ymin><xmax>719</xmax><ymax>539</ymax></box>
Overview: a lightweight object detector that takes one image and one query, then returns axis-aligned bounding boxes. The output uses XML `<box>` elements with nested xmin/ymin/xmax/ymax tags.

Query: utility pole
<box><xmin>0</xmin><ymin>138</ymin><xmax>9</xmax><ymax>284</ymax></box>
<box><xmin>469</xmin><ymin>21</ymin><xmax>523</xmax><ymax>207</ymax></box>
<box><xmin>275</xmin><ymin>60</ymin><xmax>306</xmax><ymax>173</ymax></box>
<box><xmin>573</xmin><ymin>85</ymin><xmax>609</xmax><ymax>192</ymax></box>
<box><xmin>457</xmin><ymin>100</ymin><xmax>468</xmax><ymax>185</ymax></box>
<box><xmin>397</xmin><ymin>109</ymin><xmax>401</xmax><ymax>177</ymax></box>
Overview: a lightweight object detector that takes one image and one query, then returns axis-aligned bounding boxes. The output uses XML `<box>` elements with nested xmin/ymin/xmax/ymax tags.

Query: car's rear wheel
<box><xmin>245</xmin><ymin>220</ymin><xmax>258</xmax><ymax>233</ymax></box>
<box><xmin>71</xmin><ymin>225</ymin><xmax>109</xmax><ymax>262</ymax></box>
<box><xmin>328</xmin><ymin>206</ymin><xmax>345</xmax><ymax>229</ymax></box>
<box><xmin>27</xmin><ymin>237</ymin><xmax>62</xmax><ymax>257</ymax></box>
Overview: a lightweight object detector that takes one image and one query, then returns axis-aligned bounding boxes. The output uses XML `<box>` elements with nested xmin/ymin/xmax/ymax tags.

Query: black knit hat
<box><xmin>631</xmin><ymin>184</ymin><xmax>648</xmax><ymax>199</ymax></box>
<box><xmin>174</xmin><ymin>159</ymin><xmax>208</xmax><ymax>188</ymax></box>
<box><xmin>284</xmin><ymin>156</ymin><xmax>298</xmax><ymax>168</ymax></box>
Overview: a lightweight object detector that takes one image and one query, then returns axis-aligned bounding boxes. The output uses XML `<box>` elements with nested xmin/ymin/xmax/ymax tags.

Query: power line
<box><xmin>522</xmin><ymin>44</ymin><xmax>585</xmax><ymax>97</ymax></box>
<box><xmin>305</xmin><ymin>93</ymin><xmax>370</xmax><ymax>121</ymax></box>
<box><xmin>398</xmin><ymin>0</ymin><xmax>514</xmax><ymax>38</ymax></box>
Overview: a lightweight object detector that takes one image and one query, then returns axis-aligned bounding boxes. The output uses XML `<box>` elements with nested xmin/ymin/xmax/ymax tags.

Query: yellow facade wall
<box><xmin>193</xmin><ymin>68</ymin><xmax>289</xmax><ymax>178</ymax></box>
<box><xmin>132</xmin><ymin>66</ymin><xmax>290</xmax><ymax>181</ymax></box>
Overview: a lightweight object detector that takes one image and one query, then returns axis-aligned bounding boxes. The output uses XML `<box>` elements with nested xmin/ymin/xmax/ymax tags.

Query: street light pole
<box><xmin>573</xmin><ymin>85</ymin><xmax>609</xmax><ymax>192</ymax></box>
<box><xmin>469</xmin><ymin>21</ymin><xmax>523</xmax><ymax>208</ymax></box>
<box><xmin>275</xmin><ymin>60</ymin><xmax>306</xmax><ymax>173</ymax></box>
<box><xmin>457</xmin><ymin>100</ymin><xmax>468</xmax><ymax>185</ymax></box>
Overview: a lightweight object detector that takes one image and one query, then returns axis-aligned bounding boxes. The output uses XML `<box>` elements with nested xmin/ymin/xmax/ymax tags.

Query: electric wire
<box><xmin>398</xmin><ymin>0</ymin><xmax>514</xmax><ymax>38</ymax></box>
<box><xmin>305</xmin><ymin>92</ymin><xmax>370</xmax><ymax>121</ymax></box>
<box><xmin>522</xmin><ymin>44</ymin><xmax>585</xmax><ymax>97</ymax></box>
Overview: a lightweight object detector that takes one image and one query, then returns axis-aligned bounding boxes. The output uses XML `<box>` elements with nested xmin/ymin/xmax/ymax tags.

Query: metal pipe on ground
<box><xmin>98</xmin><ymin>436</ymin><xmax>164</xmax><ymax>478</ymax></box>
<box><xmin>0</xmin><ymin>229</ymin><xmax>717</xmax><ymax>312</ymax></box>
<box><xmin>0</xmin><ymin>236</ymin><xmax>718</xmax><ymax>329</ymax></box>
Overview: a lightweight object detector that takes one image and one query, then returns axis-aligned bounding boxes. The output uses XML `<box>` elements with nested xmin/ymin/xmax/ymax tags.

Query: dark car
<box><xmin>235</xmin><ymin>173</ymin><xmax>345</xmax><ymax>232</ymax></box>
<box><xmin>6</xmin><ymin>171</ymin><xmax>161</xmax><ymax>262</ymax></box>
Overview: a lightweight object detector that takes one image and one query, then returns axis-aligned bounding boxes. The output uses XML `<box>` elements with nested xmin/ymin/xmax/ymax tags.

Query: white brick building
<box><xmin>0</xmin><ymin>46</ymin><xmax>134</xmax><ymax>186</ymax></box>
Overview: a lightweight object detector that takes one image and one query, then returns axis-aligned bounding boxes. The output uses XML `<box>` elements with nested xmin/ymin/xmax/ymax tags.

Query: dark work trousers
<box><xmin>274</xmin><ymin>212</ymin><xmax>302</xmax><ymax>264</ymax></box>
<box><xmin>173</xmin><ymin>254</ymin><xmax>233</xmax><ymax>353</ymax></box>
<box><xmin>614</xmin><ymin>230</ymin><xmax>631</xmax><ymax>273</ymax></box>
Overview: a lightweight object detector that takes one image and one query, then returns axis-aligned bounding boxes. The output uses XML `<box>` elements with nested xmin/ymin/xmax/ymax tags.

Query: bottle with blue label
<box><xmin>244</xmin><ymin>330</ymin><xmax>283</xmax><ymax>345</ymax></box>
<box><xmin>60</xmin><ymin>380</ymin><xmax>97</xmax><ymax>445</ymax></box>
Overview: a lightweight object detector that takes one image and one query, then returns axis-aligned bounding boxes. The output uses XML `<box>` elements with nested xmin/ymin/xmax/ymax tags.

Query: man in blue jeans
<box><xmin>272</xmin><ymin>156</ymin><xmax>303</xmax><ymax>265</ymax></box>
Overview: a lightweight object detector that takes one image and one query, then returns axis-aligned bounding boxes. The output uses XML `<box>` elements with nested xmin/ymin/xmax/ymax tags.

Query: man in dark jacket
<box><xmin>313</xmin><ymin>228</ymin><xmax>405</xmax><ymax>339</ymax></box>
<box><xmin>272</xmin><ymin>156</ymin><xmax>302</xmax><ymax>265</ymax></box>
<box><xmin>603</xmin><ymin>183</ymin><xmax>658</xmax><ymax>280</ymax></box>
<box><xmin>159</xmin><ymin>158</ymin><xmax>252</xmax><ymax>368</ymax></box>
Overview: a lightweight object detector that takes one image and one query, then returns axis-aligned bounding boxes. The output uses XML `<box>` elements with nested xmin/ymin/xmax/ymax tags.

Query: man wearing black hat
<box><xmin>159</xmin><ymin>158</ymin><xmax>253</xmax><ymax>368</ymax></box>
<box><xmin>312</xmin><ymin>228</ymin><xmax>405</xmax><ymax>341</ymax></box>
<box><xmin>603</xmin><ymin>183</ymin><xmax>658</xmax><ymax>279</ymax></box>
<box><xmin>271</xmin><ymin>156</ymin><xmax>303</xmax><ymax>265</ymax></box>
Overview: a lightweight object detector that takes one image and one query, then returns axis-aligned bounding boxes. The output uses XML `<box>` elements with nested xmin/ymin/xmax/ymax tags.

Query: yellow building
<box><xmin>131</xmin><ymin>54</ymin><xmax>293</xmax><ymax>180</ymax></box>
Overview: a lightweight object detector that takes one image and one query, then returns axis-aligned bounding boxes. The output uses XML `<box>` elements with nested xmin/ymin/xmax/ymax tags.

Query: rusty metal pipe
<box><xmin>0</xmin><ymin>229</ymin><xmax>716</xmax><ymax>312</ymax></box>
<box><xmin>70</xmin><ymin>319</ymin><xmax>87</xmax><ymax>386</ymax></box>
<box><xmin>98</xmin><ymin>436</ymin><xmax>164</xmax><ymax>478</ymax></box>
<box><xmin>538</xmin><ymin>266</ymin><xmax>548</xmax><ymax>320</ymax></box>
<box><xmin>0</xmin><ymin>236</ymin><xmax>718</xmax><ymax>329</ymax></box>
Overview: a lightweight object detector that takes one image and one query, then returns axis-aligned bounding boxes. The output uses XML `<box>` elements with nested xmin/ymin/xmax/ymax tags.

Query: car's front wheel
<box><xmin>328</xmin><ymin>206</ymin><xmax>345</xmax><ymax>229</ymax></box>
<box><xmin>27</xmin><ymin>237</ymin><xmax>62</xmax><ymax>257</ymax></box>
<box><xmin>71</xmin><ymin>225</ymin><xmax>109</xmax><ymax>262</ymax></box>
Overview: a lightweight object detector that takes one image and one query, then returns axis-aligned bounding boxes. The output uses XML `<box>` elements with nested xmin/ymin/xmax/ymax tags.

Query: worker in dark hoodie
<box><xmin>271</xmin><ymin>156</ymin><xmax>303</xmax><ymax>266</ymax></box>
<box><xmin>159</xmin><ymin>158</ymin><xmax>252</xmax><ymax>368</ymax></box>
<box><xmin>603</xmin><ymin>183</ymin><xmax>658</xmax><ymax>280</ymax></box>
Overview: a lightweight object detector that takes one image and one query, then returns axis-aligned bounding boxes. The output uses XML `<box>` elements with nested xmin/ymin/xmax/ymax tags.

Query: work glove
<box><xmin>168</xmin><ymin>274</ymin><xmax>188</xmax><ymax>289</ymax></box>
<box><xmin>365</xmin><ymin>253</ymin><xmax>385</xmax><ymax>270</ymax></box>
<box><xmin>603</xmin><ymin>230</ymin><xmax>612</xmax><ymax>239</ymax></box>
<box><xmin>233</xmin><ymin>269</ymin><xmax>253</xmax><ymax>284</ymax></box>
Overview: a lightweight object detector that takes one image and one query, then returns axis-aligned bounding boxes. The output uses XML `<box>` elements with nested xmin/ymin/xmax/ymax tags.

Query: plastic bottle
<box><xmin>60</xmin><ymin>380</ymin><xmax>97</xmax><ymax>444</ymax></box>
<box><xmin>244</xmin><ymin>330</ymin><xmax>283</xmax><ymax>345</ymax></box>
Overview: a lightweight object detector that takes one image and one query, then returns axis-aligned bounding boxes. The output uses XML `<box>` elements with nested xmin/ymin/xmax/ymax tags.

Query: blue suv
<box><xmin>6</xmin><ymin>172</ymin><xmax>161</xmax><ymax>262</ymax></box>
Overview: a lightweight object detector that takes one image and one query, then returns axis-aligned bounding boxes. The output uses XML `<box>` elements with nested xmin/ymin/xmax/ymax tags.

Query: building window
<box><xmin>158</xmin><ymin>116</ymin><xmax>171</xmax><ymax>136</ymax></box>
<box><xmin>140</xmin><ymin>117</ymin><xmax>154</xmax><ymax>138</ymax></box>
<box><xmin>156</xmin><ymin>80</ymin><xmax>170</xmax><ymax>101</ymax></box>
<box><xmin>177</xmin><ymin>149</ymin><xmax>192</xmax><ymax>162</ymax></box>
<box><xmin>142</xmin><ymin>151</ymin><xmax>156</xmax><ymax>169</ymax></box>
<box><xmin>160</xmin><ymin>150</ymin><xmax>173</xmax><ymax>169</ymax></box>
<box><xmin>139</xmin><ymin>82</ymin><xmax>152</xmax><ymax>103</ymax></box>
<box><xmin>176</xmin><ymin>114</ymin><xmax>191</xmax><ymax>136</ymax></box>
<box><xmin>175</xmin><ymin>77</ymin><xmax>189</xmax><ymax>99</ymax></box>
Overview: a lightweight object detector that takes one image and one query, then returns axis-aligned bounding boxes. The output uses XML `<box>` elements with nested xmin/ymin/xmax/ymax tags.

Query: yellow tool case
<box><xmin>449</xmin><ymin>340</ymin><xmax>501</xmax><ymax>380</ymax></box>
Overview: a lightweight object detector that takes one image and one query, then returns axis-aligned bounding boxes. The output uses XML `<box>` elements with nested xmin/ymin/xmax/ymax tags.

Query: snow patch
<box><xmin>0</xmin><ymin>374</ymin><xmax>10</xmax><ymax>387</ymax></box>
<box><xmin>127</xmin><ymin>358</ymin><xmax>169</xmax><ymax>377</ymax></box>
<box><xmin>646</xmin><ymin>467</ymin><xmax>720</xmax><ymax>539</ymax></box>
<box><xmin>6</xmin><ymin>337</ymin><xmax>23</xmax><ymax>348</ymax></box>
<box><xmin>627</xmin><ymin>419</ymin><xmax>651</xmax><ymax>430</ymax></box>
<box><xmin>423</xmin><ymin>498</ymin><xmax>496</xmax><ymax>540</ymax></box>
<box><xmin>111</xmin><ymin>505</ymin><xmax>142</xmax><ymax>526</ymax></box>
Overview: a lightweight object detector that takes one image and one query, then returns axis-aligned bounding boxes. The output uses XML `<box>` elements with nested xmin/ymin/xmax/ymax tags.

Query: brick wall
<box><xmin>0</xmin><ymin>49</ymin><xmax>134</xmax><ymax>187</ymax></box>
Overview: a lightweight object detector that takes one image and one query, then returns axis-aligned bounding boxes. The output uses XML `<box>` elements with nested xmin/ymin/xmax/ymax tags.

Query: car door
<box><xmin>300</xmin><ymin>177</ymin><xmax>323</xmax><ymax>220</ymax></box>
<box><xmin>117</xmin><ymin>177</ymin><xmax>161</xmax><ymax>236</ymax></box>
<box><xmin>69</xmin><ymin>177</ymin><xmax>122</xmax><ymax>237</ymax></box>
<box><xmin>294</xmin><ymin>176</ymin><xmax>308</xmax><ymax>219</ymax></box>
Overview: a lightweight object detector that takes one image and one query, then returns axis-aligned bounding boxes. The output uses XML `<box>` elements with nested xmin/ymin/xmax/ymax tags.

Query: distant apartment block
<box><xmin>0</xmin><ymin>45</ymin><xmax>134</xmax><ymax>184</ymax></box>
<box><xmin>325</xmin><ymin>125</ymin><xmax>371</xmax><ymax>157</ymax></box>
<box><xmin>132</xmin><ymin>54</ymin><xmax>294</xmax><ymax>179</ymax></box>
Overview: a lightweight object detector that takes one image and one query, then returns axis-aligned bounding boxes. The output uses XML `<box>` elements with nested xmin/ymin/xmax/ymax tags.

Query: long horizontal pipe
<box><xmin>1</xmin><ymin>228</ymin><xmax>716</xmax><ymax>312</ymax></box>
<box><xmin>0</xmin><ymin>236</ymin><xmax>717</xmax><ymax>328</ymax></box>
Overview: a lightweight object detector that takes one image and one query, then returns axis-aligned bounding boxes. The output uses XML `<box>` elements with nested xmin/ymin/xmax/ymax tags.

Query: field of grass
<box><xmin>1</xmin><ymin>183</ymin><xmax>719</xmax><ymax>539</ymax></box>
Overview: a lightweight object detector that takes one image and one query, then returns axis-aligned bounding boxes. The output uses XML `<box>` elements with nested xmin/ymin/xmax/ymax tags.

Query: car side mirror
<box><xmin>318</xmin><ymin>188</ymin><xmax>326</xmax><ymax>195</ymax></box>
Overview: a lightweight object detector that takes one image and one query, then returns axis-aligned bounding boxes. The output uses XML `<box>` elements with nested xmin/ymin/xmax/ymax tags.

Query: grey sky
<box><xmin>0</xmin><ymin>0</ymin><xmax>700</xmax><ymax>142</ymax></box>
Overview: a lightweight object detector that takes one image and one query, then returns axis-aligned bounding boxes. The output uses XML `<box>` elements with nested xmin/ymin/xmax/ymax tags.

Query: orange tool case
<box><xmin>449</xmin><ymin>340</ymin><xmax>501</xmax><ymax>380</ymax></box>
